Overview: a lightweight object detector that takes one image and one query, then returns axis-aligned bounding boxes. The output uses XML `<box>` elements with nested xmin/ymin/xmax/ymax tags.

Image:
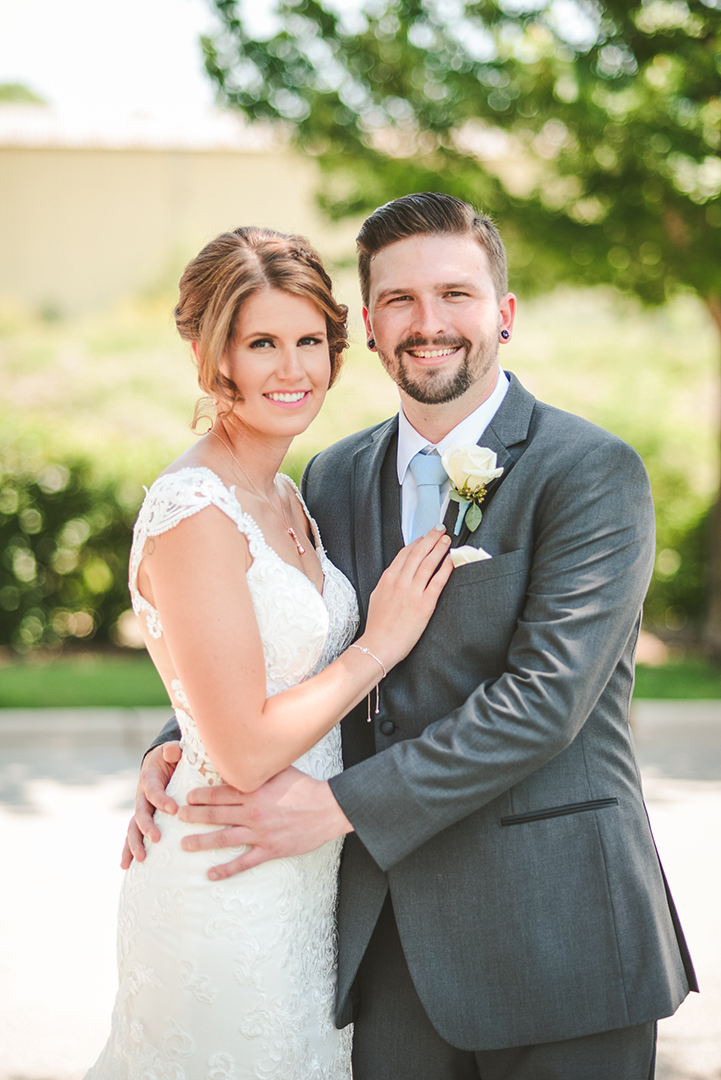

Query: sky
<box><xmin>0</xmin><ymin>0</ymin><xmax>596</xmax><ymax>129</ymax></box>
<box><xmin>0</xmin><ymin>0</ymin><xmax>221</xmax><ymax>124</ymax></box>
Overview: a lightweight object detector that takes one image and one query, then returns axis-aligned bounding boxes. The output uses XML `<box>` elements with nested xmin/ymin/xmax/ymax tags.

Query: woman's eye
<box><xmin>250</xmin><ymin>338</ymin><xmax>274</xmax><ymax>349</ymax></box>
<box><xmin>299</xmin><ymin>336</ymin><xmax>322</xmax><ymax>346</ymax></box>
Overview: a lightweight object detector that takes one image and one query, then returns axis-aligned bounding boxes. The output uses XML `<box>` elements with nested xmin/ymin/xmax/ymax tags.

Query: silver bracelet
<box><xmin>349</xmin><ymin>644</ymin><xmax>387</xmax><ymax>722</ymax></box>
<box><xmin>349</xmin><ymin>644</ymin><xmax>387</xmax><ymax>679</ymax></box>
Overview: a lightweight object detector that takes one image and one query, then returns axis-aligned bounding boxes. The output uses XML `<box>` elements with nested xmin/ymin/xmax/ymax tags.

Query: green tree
<box><xmin>202</xmin><ymin>0</ymin><xmax>721</xmax><ymax>655</ymax></box>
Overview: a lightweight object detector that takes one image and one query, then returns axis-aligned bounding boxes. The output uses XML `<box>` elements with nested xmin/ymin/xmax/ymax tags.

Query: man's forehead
<box><xmin>367</xmin><ymin>233</ymin><xmax>493</xmax><ymax>293</ymax></box>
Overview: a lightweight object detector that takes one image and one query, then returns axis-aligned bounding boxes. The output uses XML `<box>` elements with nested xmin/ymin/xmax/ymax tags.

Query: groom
<box><xmin>129</xmin><ymin>193</ymin><xmax>696</xmax><ymax>1078</ymax></box>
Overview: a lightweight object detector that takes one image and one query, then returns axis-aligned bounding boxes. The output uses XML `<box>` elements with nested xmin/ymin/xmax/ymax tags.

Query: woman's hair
<box><xmin>174</xmin><ymin>227</ymin><xmax>349</xmax><ymax>428</ymax></box>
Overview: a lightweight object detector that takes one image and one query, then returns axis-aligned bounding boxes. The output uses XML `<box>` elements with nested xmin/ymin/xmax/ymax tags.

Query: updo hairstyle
<box><xmin>174</xmin><ymin>227</ymin><xmax>349</xmax><ymax>429</ymax></box>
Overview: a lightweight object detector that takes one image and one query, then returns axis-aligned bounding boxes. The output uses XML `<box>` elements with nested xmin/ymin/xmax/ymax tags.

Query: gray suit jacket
<box><xmin>301</xmin><ymin>372</ymin><xmax>696</xmax><ymax>1051</ymax></box>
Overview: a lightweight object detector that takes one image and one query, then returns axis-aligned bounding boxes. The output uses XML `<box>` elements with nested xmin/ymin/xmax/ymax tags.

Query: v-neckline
<box><xmin>215</xmin><ymin>467</ymin><xmax>326</xmax><ymax>599</ymax></box>
<box><xmin>153</xmin><ymin>466</ymin><xmax>327</xmax><ymax>598</ymax></box>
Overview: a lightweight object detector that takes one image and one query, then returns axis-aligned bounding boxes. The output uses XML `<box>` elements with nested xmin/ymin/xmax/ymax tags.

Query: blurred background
<box><xmin>0</xmin><ymin>2</ymin><xmax>720</xmax><ymax>1077</ymax></box>
<box><xmin>1</xmin><ymin>0</ymin><xmax>720</xmax><ymax>706</ymax></box>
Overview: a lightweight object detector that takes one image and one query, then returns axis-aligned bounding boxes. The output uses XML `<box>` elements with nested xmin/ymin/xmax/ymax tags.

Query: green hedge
<box><xmin>642</xmin><ymin>503</ymin><xmax>712</xmax><ymax>634</ymax></box>
<box><xmin>0</xmin><ymin>439</ymin><xmax>715</xmax><ymax>654</ymax></box>
<box><xmin>0</xmin><ymin>444</ymin><xmax>141</xmax><ymax>651</ymax></box>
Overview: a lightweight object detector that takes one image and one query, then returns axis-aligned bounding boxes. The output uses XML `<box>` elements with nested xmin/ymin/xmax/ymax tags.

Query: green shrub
<box><xmin>643</xmin><ymin>502</ymin><xmax>712</xmax><ymax>636</ymax></box>
<box><xmin>1</xmin><ymin>435</ymin><xmax>714</xmax><ymax>654</ymax></box>
<box><xmin>0</xmin><ymin>443</ymin><xmax>141</xmax><ymax>652</ymax></box>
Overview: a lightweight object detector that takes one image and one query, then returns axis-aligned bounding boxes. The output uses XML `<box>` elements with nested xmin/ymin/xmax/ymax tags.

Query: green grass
<box><xmin>0</xmin><ymin>654</ymin><xmax>719</xmax><ymax>709</ymax></box>
<box><xmin>0</xmin><ymin>653</ymin><xmax>169</xmax><ymax>708</ymax></box>
<box><xmin>633</xmin><ymin>660</ymin><xmax>721</xmax><ymax>700</ymax></box>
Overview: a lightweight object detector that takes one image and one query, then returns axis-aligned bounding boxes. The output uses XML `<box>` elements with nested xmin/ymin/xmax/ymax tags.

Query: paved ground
<box><xmin>0</xmin><ymin>703</ymin><xmax>719</xmax><ymax>1080</ymax></box>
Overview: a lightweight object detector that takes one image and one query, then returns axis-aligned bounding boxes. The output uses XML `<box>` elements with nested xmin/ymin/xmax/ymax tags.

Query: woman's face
<box><xmin>220</xmin><ymin>287</ymin><xmax>332</xmax><ymax>440</ymax></box>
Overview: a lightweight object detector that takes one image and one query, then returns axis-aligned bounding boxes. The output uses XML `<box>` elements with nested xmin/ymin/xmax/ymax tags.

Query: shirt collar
<box><xmin>396</xmin><ymin>369</ymin><xmax>510</xmax><ymax>484</ymax></box>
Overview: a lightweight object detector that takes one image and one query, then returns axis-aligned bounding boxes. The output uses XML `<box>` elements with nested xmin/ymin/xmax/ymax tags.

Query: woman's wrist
<box><xmin>348</xmin><ymin>642</ymin><xmax>387</xmax><ymax>681</ymax></box>
<box><xmin>347</xmin><ymin>639</ymin><xmax>388</xmax><ymax>724</ymax></box>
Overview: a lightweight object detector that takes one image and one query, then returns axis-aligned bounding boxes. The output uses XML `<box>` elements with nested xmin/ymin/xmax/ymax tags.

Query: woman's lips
<box><xmin>263</xmin><ymin>390</ymin><xmax>311</xmax><ymax>408</ymax></box>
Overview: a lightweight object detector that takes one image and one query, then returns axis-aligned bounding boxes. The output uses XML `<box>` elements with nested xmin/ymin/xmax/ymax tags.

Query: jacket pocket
<box><xmin>500</xmin><ymin>797</ymin><xmax>619</xmax><ymax>827</ymax></box>
<box><xmin>447</xmin><ymin>547</ymin><xmax>527</xmax><ymax>588</ymax></box>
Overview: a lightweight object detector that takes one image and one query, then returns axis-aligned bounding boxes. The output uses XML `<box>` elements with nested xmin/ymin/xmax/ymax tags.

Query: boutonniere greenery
<box><xmin>441</xmin><ymin>444</ymin><xmax>504</xmax><ymax>535</ymax></box>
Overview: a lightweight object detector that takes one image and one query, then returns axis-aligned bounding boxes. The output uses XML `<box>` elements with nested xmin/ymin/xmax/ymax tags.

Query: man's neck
<box><xmin>399</xmin><ymin>365</ymin><xmax>500</xmax><ymax>444</ymax></box>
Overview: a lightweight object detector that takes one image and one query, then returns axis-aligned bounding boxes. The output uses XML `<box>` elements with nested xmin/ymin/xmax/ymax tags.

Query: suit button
<box><xmin>379</xmin><ymin>720</ymin><xmax>395</xmax><ymax>736</ymax></box>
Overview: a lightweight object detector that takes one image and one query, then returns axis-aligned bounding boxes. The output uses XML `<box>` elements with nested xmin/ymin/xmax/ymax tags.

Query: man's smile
<box><xmin>405</xmin><ymin>346</ymin><xmax>460</xmax><ymax>361</ymax></box>
<box><xmin>396</xmin><ymin>336</ymin><xmax>468</xmax><ymax>369</ymax></box>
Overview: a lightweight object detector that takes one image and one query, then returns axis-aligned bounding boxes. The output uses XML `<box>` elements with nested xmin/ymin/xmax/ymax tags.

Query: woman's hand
<box><xmin>361</xmin><ymin>524</ymin><xmax>453</xmax><ymax>670</ymax></box>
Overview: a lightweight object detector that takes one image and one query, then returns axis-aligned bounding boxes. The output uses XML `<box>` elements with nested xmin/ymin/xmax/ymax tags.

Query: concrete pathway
<box><xmin>0</xmin><ymin>703</ymin><xmax>719</xmax><ymax>1080</ymax></box>
<box><xmin>631</xmin><ymin>702</ymin><xmax>721</xmax><ymax>1080</ymax></box>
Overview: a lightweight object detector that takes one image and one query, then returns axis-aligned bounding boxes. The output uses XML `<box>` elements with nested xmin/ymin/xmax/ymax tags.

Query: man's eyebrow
<box><xmin>375</xmin><ymin>287</ymin><xmax>413</xmax><ymax>302</ymax></box>
<box><xmin>375</xmin><ymin>280</ymin><xmax>476</xmax><ymax>302</ymax></box>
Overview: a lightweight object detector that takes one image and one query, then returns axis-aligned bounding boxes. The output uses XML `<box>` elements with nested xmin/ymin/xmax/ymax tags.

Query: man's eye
<box><xmin>445</xmin><ymin>291</ymin><xmax>469</xmax><ymax>299</ymax></box>
<box><xmin>387</xmin><ymin>295</ymin><xmax>412</xmax><ymax>304</ymax></box>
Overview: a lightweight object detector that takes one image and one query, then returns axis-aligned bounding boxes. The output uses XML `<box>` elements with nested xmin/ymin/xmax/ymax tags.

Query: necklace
<box><xmin>208</xmin><ymin>429</ymin><xmax>306</xmax><ymax>556</ymax></box>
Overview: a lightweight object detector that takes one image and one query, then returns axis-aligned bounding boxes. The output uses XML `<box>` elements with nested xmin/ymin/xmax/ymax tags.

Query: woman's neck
<box><xmin>213</xmin><ymin>417</ymin><xmax>291</xmax><ymax>498</ymax></box>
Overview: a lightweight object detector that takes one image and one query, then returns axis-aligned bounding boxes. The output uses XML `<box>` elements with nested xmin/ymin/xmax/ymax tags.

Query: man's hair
<box><xmin>356</xmin><ymin>192</ymin><xmax>508</xmax><ymax>306</ymax></box>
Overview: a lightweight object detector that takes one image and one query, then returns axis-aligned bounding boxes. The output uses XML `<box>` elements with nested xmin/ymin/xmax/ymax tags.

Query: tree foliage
<box><xmin>202</xmin><ymin>0</ymin><xmax>721</xmax><ymax>654</ymax></box>
<box><xmin>203</xmin><ymin>0</ymin><xmax>721</xmax><ymax>301</ymax></box>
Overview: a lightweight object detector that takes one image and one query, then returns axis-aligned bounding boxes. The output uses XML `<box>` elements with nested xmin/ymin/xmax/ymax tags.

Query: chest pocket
<box><xmin>446</xmin><ymin>546</ymin><xmax>529</xmax><ymax>589</ymax></box>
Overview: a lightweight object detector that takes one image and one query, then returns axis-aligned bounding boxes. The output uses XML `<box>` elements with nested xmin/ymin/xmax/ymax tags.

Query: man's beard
<box><xmin>378</xmin><ymin>333</ymin><xmax>498</xmax><ymax>405</ymax></box>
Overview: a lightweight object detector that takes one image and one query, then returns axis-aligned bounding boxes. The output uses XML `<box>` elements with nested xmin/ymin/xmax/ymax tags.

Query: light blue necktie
<box><xmin>408</xmin><ymin>450</ymin><xmax>447</xmax><ymax>540</ymax></box>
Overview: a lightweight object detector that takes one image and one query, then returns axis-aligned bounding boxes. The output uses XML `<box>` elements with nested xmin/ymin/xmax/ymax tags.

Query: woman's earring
<box><xmin>501</xmin><ymin>329</ymin><xmax>510</xmax><ymax>340</ymax></box>
<box><xmin>367</xmin><ymin>337</ymin><xmax>376</xmax><ymax>350</ymax></box>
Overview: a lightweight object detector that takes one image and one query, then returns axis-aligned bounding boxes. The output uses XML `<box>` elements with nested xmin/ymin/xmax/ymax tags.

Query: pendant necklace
<box><xmin>208</xmin><ymin>429</ymin><xmax>306</xmax><ymax>556</ymax></box>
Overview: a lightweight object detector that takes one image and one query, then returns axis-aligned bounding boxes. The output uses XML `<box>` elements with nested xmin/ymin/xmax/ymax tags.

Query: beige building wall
<box><xmin>0</xmin><ymin>145</ymin><xmax>359</xmax><ymax>314</ymax></box>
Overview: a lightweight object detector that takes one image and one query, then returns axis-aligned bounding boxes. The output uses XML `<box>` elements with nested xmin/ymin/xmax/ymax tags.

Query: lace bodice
<box><xmin>128</xmin><ymin>466</ymin><xmax>359</xmax><ymax>785</ymax></box>
<box><xmin>86</xmin><ymin>466</ymin><xmax>357</xmax><ymax>1079</ymax></box>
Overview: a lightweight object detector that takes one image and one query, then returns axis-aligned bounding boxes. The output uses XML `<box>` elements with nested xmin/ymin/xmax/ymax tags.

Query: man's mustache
<box><xmin>394</xmin><ymin>335</ymin><xmax>470</xmax><ymax>361</ymax></box>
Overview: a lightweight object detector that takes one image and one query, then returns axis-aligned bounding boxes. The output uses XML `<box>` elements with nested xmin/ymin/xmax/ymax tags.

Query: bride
<box><xmin>85</xmin><ymin>227</ymin><xmax>452</xmax><ymax>1079</ymax></box>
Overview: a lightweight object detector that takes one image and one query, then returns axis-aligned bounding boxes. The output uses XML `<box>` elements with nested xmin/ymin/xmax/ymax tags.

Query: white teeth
<box><xmin>408</xmin><ymin>348</ymin><xmax>457</xmax><ymax>359</ymax></box>
<box><xmin>266</xmin><ymin>391</ymin><xmax>307</xmax><ymax>402</ymax></box>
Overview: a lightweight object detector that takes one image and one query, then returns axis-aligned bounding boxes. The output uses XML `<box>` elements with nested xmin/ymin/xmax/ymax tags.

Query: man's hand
<box><xmin>178</xmin><ymin>766</ymin><xmax>353</xmax><ymax>881</ymax></box>
<box><xmin>120</xmin><ymin>742</ymin><xmax>182</xmax><ymax>869</ymax></box>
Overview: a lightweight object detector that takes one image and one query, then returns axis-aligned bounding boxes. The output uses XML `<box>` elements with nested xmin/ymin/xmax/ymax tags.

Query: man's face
<box><xmin>363</xmin><ymin>233</ymin><xmax>515</xmax><ymax>406</ymax></box>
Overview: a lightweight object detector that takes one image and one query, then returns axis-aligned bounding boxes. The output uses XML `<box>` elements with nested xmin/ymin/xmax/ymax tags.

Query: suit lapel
<box><xmin>349</xmin><ymin>374</ymin><xmax>536</xmax><ymax>578</ymax></box>
<box><xmin>380</xmin><ymin>433</ymin><xmax>404</xmax><ymax>565</ymax></box>
<box><xmin>445</xmin><ymin>372</ymin><xmax>536</xmax><ymax>548</ymax></box>
<box><xmin>350</xmin><ymin>416</ymin><xmax>399</xmax><ymax>625</ymax></box>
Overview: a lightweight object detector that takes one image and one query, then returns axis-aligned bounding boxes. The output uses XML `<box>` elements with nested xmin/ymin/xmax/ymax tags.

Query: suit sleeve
<box><xmin>329</xmin><ymin>438</ymin><xmax>655</xmax><ymax>870</ymax></box>
<box><xmin>143</xmin><ymin>716</ymin><xmax>182</xmax><ymax>761</ymax></box>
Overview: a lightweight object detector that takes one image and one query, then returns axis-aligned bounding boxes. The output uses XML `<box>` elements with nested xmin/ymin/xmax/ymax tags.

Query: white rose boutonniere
<box><xmin>441</xmin><ymin>443</ymin><xmax>504</xmax><ymax>535</ymax></box>
<box><xmin>449</xmin><ymin>545</ymin><xmax>493</xmax><ymax>568</ymax></box>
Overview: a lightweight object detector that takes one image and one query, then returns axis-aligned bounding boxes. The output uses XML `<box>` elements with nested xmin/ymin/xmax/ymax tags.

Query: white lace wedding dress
<box><xmin>86</xmin><ymin>467</ymin><xmax>358</xmax><ymax>1080</ymax></box>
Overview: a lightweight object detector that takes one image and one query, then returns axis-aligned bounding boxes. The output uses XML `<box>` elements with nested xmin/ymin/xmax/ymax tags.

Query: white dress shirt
<box><xmin>397</xmin><ymin>369</ymin><xmax>509</xmax><ymax>544</ymax></box>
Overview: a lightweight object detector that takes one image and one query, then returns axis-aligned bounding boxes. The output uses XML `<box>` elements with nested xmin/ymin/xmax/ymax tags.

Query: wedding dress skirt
<box><xmin>85</xmin><ymin>467</ymin><xmax>358</xmax><ymax>1080</ymax></box>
